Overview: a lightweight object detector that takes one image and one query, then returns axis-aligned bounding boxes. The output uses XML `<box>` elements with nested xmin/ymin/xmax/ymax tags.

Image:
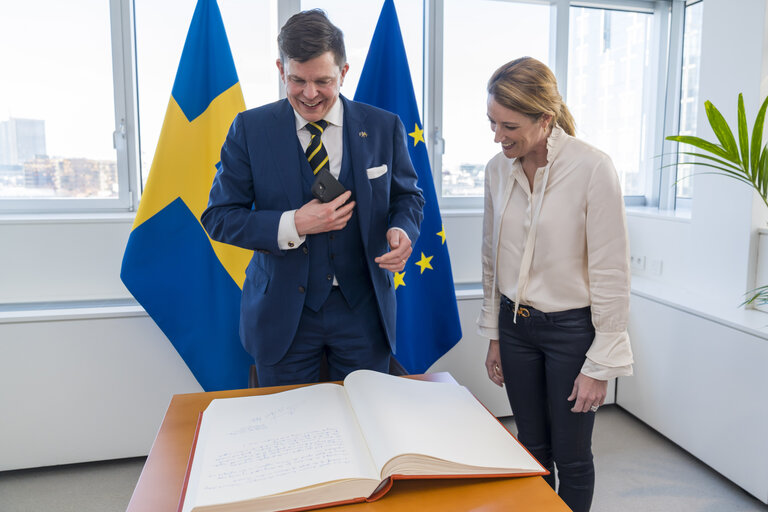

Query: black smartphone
<box><xmin>311</xmin><ymin>167</ymin><xmax>347</xmax><ymax>203</ymax></box>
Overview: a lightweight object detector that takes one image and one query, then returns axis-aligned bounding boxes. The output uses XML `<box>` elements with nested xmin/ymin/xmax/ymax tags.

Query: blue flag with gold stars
<box><xmin>354</xmin><ymin>0</ymin><xmax>462</xmax><ymax>373</ymax></box>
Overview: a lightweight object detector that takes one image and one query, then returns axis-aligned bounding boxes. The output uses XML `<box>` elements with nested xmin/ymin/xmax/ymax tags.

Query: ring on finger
<box><xmin>590</xmin><ymin>404</ymin><xmax>599</xmax><ymax>412</ymax></box>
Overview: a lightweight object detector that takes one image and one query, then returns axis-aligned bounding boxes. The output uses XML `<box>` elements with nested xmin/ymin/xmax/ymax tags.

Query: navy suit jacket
<box><xmin>202</xmin><ymin>95</ymin><xmax>424</xmax><ymax>366</ymax></box>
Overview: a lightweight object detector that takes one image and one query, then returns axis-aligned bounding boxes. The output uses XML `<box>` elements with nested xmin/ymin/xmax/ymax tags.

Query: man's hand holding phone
<box><xmin>294</xmin><ymin>190</ymin><xmax>355</xmax><ymax>236</ymax></box>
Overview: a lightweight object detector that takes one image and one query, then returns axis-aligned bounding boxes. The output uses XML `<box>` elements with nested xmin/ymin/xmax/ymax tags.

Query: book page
<box><xmin>181</xmin><ymin>383</ymin><xmax>379</xmax><ymax>512</ymax></box>
<box><xmin>343</xmin><ymin>370</ymin><xmax>543</xmax><ymax>477</ymax></box>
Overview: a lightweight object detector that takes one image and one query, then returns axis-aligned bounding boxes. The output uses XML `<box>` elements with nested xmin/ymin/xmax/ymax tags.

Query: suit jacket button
<box><xmin>288</xmin><ymin>241</ymin><xmax>295</xmax><ymax>248</ymax></box>
<box><xmin>302</xmin><ymin>246</ymin><xmax>308</xmax><ymax>254</ymax></box>
<box><xmin>327</xmin><ymin>274</ymin><xmax>332</xmax><ymax>281</ymax></box>
<box><xmin>329</xmin><ymin>234</ymin><xmax>334</xmax><ymax>240</ymax></box>
<box><xmin>298</xmin><ymin>286</ymin><xmax>305</xmax><ymax>293</ymax></box>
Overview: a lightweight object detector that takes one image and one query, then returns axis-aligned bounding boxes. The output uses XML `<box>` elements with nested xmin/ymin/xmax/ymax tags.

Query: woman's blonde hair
<box><xmin>487</xmin><ymin>57</ymin><xmax>575</xmax><ymax>136</ymax></box>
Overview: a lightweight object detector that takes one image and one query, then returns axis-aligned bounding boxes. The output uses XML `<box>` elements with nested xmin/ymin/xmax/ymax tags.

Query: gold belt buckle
<box><xmin>517</xmin><ymin>306</ymin><xmax>530</xmax><ymax>318</ymax></box>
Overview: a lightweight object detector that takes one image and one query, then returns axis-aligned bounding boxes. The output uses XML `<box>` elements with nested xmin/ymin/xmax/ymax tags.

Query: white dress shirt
<box><xmin>277</xmin><ymin>98</ymin><xmax>345</xmax><ymax>250</ymax></box>
<box><xmin>477</xmin><ymin>125</ymin><xmax>633</xmax><ymax>380</ymax></box>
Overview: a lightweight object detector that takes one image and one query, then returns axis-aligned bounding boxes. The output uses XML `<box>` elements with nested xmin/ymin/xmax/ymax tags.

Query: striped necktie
<box><xmin>305</xmin><ymin>120</ymin><xmax>329</xmax><ymax>175</ymax></box>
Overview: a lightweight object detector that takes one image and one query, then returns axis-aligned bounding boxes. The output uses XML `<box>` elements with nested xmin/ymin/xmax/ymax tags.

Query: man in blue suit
<box><xmin>202</xmin><ymin>9</ymin><xmax>424</xmax><ymax>386</ymax></box>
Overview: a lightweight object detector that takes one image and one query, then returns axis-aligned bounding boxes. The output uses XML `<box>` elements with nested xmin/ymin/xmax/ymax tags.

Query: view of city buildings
<box><xmin>443</xmin><ymin>163</ymin><xmax>485</xmax><ymax>197</ymax></box>
<box><xmin>0</xmin><ymin>118</ymin><xmax>117</xmax><ymax>199</ymax></box>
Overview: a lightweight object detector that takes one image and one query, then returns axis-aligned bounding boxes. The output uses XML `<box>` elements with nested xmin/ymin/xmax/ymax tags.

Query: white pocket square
<box><xmin>366</xmin><ymin>164</ymin><xmax>388</xmax><ymax>179</ymax></box>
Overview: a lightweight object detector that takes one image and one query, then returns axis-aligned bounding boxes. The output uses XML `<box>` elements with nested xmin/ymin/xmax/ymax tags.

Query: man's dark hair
<box><xmin>278</xmin><ymin>9</ymin><xmax>346</xmax><ymax>68</ymax></box>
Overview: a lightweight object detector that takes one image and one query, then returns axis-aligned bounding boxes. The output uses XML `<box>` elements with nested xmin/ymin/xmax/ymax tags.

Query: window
<box><xmin>438</xmin><ymin>0</ymin><xmax>551</xmax><ymax>200</ymax></box>
<box><xmin>567</xmin><ymin>6</ymin><xmax>654</xmax><ymax>198</ymax></box>
<box><xmin>0</xmin><ymin>0</ymin><xmax>133</xmax><ymax>212</ymax></box>
<box><xmin>674</xmin><ymin>0</ymin><xmax>703</xmax><ymax>202</ymax></box>
<box><xmin>425</xmin><ymin>0</ymin><xmax>692</xmax><ymax>209</ymax></box>
<box><xmin>1</xmin><ymin>0</ymin><xmax>699</xmax><ymax>213</ymax></box>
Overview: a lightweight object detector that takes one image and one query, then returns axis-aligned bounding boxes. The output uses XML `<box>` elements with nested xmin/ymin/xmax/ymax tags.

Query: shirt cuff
<box><xmin>585</xmin><ymin>330</ymin><xmax>634</xmax><ymax>368</ymax></box>
<box><xmin>278</xmin><ymin>210</ymin><xmax>305</xmax><ymax>250</ymax></box>
<box><xmin>581</xmin><ymin>358</ymin><xmax>633</xmax><ymax>380</ymax></box>
<box><xmin>388</xmin><ymin>226</ymin><xmax>409</xmax><ymax>240</ymax></box>
<box><xmin>476</xmin><ymin>304</ymin><xmax>500</xmax><ymax>340</ymax></box>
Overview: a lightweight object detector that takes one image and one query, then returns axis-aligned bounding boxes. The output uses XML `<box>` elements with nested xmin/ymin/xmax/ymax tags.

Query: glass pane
<box><xmin>567</xmin><ymin>7</ymin><xmax>653</xmax><ymax>196</ymax></box>
<box><xmin>300</xmin><ymin>0</ymin><xmax>423</xmax><ymax>116</ymax></box>
<box><xmin>0</xmin><ymin>1</ymin><xmax>118</xmax><ymax>200</ymax></box>
<box><xmin>135</xmin><ymin>0</ymin><xmax>279</xmax><ymax>187</ymax></box>
<box><xmin>442</xmin><ymin>0</ymin><xmax>550</xmax><ymax>197</ymax></box>
<box><xmin>676</xmin><ymin>1</ymin><xmax>703</xmax><ymax>200</ymax></box>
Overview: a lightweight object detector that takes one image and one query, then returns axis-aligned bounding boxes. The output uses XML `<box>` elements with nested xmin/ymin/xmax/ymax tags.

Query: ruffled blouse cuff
<box><xmin>585</xmin><ymin>330</ymin><xmax>634</xmax><ymax>368</ymax></box>
<box><xmin>476</xmin><ymin>303</ymin><xmax>500</xmax><ymax>340</ymax></box>
<box><xmin>581</xmin><ymin>358</ymin><xmax>633</xmax><ymax>380</ymax></box>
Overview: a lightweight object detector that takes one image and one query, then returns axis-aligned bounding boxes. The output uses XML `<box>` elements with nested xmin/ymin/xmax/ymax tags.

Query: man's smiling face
<box><xmin>277</xmin><ymin>51</ymin><xmax>348</xmax><ymax>123</ymax></box>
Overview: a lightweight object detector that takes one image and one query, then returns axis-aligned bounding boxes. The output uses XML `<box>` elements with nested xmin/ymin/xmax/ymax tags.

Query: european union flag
<box><xmin>120</xmin><ymin>0</ymin><xmax>252</xmax><ymax>391</ymax></box>
<box><xmin>355</xmin><ymin>0</ymin><xmax>462</xmax><ymax>373</ymax></box>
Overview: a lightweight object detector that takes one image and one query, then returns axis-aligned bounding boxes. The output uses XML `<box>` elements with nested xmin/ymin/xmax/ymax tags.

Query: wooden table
<box><xmin>127</xmin><ymin>373</ymin><xmax>570</xmax><ymax>512</ymax></box>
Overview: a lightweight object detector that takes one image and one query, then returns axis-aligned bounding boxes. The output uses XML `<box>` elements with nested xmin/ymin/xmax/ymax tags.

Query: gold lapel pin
<box><xmin>358</xmin><ymin>131</ymin><xmax>368</xmax><ymax>138</ymax></box>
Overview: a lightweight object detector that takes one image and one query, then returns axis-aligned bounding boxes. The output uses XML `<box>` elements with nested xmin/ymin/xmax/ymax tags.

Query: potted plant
<box><xmin>667</xmin><ymin>93</ymin><xmax>768</xmax><ymax>305</ymax></box>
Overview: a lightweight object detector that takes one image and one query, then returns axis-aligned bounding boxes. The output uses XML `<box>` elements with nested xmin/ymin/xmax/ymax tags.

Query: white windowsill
<box><xmin>0</xmin><ymin>212</ymin><xmax>136</xmax><ymax>225</ymax></box>
<box><xmin>631</xmin><ymin>275</ymin><xmax>768</xmax><ymax>341</ymax></box>
<box><xmin>0</xmin><ymin>299</ymin><xmax>146</xmax><ymax>324</ymax></box>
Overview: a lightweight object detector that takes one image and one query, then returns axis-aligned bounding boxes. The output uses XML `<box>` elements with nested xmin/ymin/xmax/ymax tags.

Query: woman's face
<box><xmin>487</xmin><ymin>95</ymin><xmax>551</xmax><ymax>161</ymax></box>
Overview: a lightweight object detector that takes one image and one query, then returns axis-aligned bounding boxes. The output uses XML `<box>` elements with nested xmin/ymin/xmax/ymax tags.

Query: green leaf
<box><xmin>760</xmin><ymin>146</ymin><xmax>768</xmax><ymax>208</ymax></box>
<box><xmin>705</xmin><ymin>100</ymin><xmax>741</xmax><ymax>164</ymax></box>
<box><xmin>737</xmin><ymin>94</ymin><xmax>750</xmax><ymax>172</ymax></box>
<box><xmin>666</xmin><ymin>135</ymin><xmax>733</xmax><ymax>161</ymax></box>
<box><xmin>668</xmin><ymin>150</ymin><xmax>744</xmax><ymax>173</ymax></box>
<box><xmin>741</xmin><ymin>285</ymin><xmax>768</xmax><ymax>307</ymax></box>
<box><xmin>750</xmin><ymin>95</ymin><xmax>768</xmax><ymax>173</ymax></box>
<box><xmin>672</xmin><ymin>166</ymin><xmax>756</xmax><ymax>188</ymax></box>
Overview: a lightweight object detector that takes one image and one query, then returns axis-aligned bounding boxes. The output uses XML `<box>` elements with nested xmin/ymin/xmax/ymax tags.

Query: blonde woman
<box><xmin>478</xmin><ymin>57</ymin><xmax>633</xmax><ymax>512</ymax></box>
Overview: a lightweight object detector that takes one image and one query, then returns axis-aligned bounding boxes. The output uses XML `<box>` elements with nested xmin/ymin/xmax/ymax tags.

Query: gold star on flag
<box><xmin>394</xmin><ymin>271</ymin><xmax>406</xmax><ymax>289</ymax></box>
<box><xmin>408</xmin><ymin>123</ymin><xmax>425</xmax><ymax>147</ymax></box>
<box><xmin>415</xmin><ymin>252</ymin><xmax>433</xmax><ymax>274</ymax></box>
<box><xmin>437</xmin><ymin>224</ymin><xmax>446</xmax><ymax>245</ymax></box>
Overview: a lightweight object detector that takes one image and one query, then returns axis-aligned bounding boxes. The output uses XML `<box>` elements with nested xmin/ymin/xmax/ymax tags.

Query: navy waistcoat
<box><xmin>299</xmin><ymin>132</ymin><xmax>373</xmax><ymax>312</ymax></box>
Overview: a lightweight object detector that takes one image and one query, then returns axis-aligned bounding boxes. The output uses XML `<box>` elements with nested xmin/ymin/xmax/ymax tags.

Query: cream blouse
<box><xmin>477</xmin><ymin>125</ymin><xmax>633</xmax><ymax>380</ymax></box>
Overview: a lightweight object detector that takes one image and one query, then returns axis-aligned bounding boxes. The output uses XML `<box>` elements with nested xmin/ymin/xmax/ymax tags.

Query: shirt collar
<box><xmin>293</xmin><ymin>96</ymin><xmax>344</xmax><ymax>131</ymax></box>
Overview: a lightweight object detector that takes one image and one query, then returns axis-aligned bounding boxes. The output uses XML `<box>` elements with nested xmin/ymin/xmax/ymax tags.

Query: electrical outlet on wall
<box><xmin>630</xmin><ymin>255</ymin><xmax>646</xmax><ymax>272</ymax></box>
<box><xmin>648</xmin><ymin>258</ymin><xmax>663</xmax><ymax>276</ymax></box>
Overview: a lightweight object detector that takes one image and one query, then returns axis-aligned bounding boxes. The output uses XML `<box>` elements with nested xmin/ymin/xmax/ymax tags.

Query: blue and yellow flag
<box><xmin>354</xmin><ymin>0</ymin><xmax>462</xmax><ymax>373</ymax></box>
<box><xmin>120</xmin><ymin>0</ymin><xmax>252</xmax><ymax>391</ymax></box>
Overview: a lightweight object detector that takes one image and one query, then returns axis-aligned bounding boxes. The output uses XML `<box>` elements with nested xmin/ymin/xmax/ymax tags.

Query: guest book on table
<box><xmin>178</xmin><ymin>370</ymin><xmax>547</xmax><ymax>512</ymax></box>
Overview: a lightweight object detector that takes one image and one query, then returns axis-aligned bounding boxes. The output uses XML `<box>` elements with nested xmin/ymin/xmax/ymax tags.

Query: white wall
<box><xmin>0</xmin><ymin>311</ymin><xmax>202</xmax><ymax>471</ymax></box>
<box><xmin>0</xmin><ymin>215</ymin><xmax>134</xmax><ymax>304</ymax></box>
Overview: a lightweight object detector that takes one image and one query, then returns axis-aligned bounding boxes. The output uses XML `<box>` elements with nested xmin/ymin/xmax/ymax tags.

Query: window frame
<box><xmin>668</xmin><ymin>0</ymin><xmax>703</xmax><ymax>212</ymax></box>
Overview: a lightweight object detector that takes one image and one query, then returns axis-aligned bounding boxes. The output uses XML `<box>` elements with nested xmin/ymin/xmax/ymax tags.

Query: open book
<box><xmin>179</xmin><ymin>370</ymin><xmax>547</xmax><ymax>512</ymax></box>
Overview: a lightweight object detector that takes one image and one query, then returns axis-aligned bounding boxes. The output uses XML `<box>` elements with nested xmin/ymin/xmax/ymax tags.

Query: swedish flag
<box><xmin>120</xmin><ymin>0</ymin><xmax>252</xmax><ymax>391</ymax></box>
<box><xmin>354</xmin><ymin>0</ymin><xmax>462</xmax><ymax>373</ymax></box>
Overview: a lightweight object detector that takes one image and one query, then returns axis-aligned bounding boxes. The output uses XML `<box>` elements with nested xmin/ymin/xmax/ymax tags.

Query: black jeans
<box><xmin>499</xmin><ymin>296</ymin><xmax>596</xmax><ymax>512</ymax></box>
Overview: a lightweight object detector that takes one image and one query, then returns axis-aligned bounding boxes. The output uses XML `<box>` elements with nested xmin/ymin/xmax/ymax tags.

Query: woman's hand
<box><xmin>485</xmin><ymin>340</ymin><xmax>504</xmax><ymax>387</ymax></box>
<box><xmin>567</xmin><ymin>372</ymin><xmax>607</xmax><ymax>413</ymax></box>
